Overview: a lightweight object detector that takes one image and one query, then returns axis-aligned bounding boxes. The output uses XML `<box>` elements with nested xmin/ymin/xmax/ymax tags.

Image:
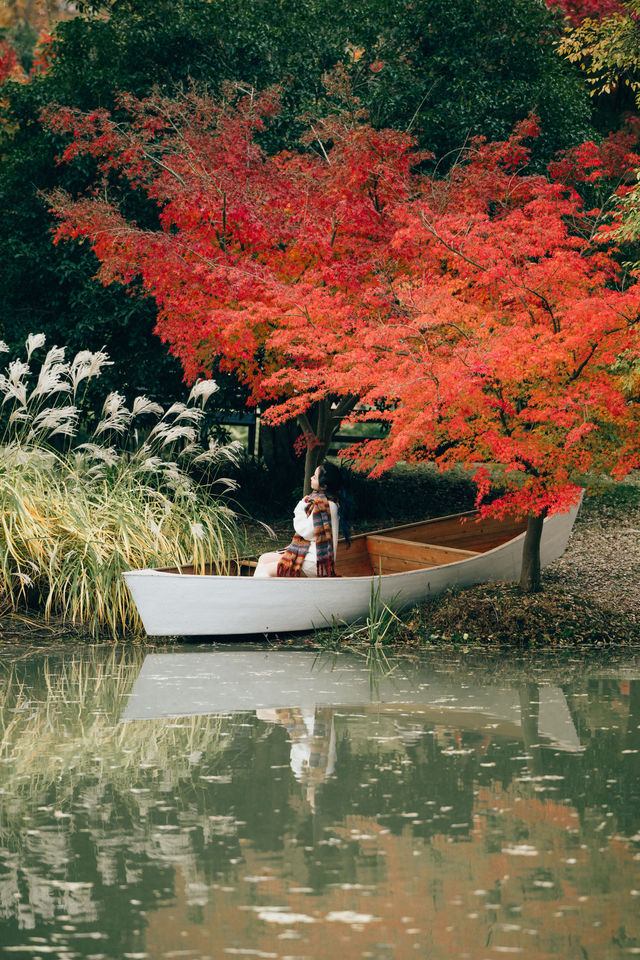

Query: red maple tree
<box><xmin>45</xmin><ymin>84</ymin><xmax>423</xmax><ymax>490</ymax></box>
<box><xmin>264</xmin><ymin>116</ymin><xmax>640</xmax><ymax>588</ymax></box>
<box><xmin>46</xmin><ymin>91</ymin><xmax>640</xmax><ymax>590</ymax></box>
<box><xmin>548</xmin><ymin>117</ymin><xmax>640</xmax><ymax>185</ymax></box>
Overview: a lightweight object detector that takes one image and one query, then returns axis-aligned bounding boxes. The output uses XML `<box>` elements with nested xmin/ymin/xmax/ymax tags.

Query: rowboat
<box><xmin>123</xmin><ymin>501</ymin><xmax>581</xmax><ymax>637</ymax></box>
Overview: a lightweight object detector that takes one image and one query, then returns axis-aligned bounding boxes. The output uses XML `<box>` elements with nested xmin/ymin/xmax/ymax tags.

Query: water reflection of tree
<box><xmin>518</xmin><ymin>683</ymin><xmax>544</xmax><ymax>777</ymax></box>
<box><xmin>559</xmin><ymin>678</ymin><xmax>640</xmax><ymax>839</ymax></box>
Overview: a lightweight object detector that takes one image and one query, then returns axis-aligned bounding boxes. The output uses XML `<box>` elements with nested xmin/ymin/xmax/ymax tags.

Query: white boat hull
<box><xmin>123</xmin><ymin>503</ymin><xmax>580</xmax><ymax>637</ymax></box>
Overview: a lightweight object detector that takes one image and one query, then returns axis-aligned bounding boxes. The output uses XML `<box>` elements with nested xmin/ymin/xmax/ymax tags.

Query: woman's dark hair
<box><xmin>317</xmin><ymin>461</ymin><xmax>352</xmax><ymax>546</ymax></box>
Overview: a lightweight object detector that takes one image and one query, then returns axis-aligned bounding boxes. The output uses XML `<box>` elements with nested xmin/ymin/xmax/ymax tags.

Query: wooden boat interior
<box><xmin>334</xmin><ymin>510</ymin><xmax>527</xmax><ymax>576</ymax></box>
<box><xmin>157</xmin><ymin>510</ymin><xmax>528</xmax><ymax>578</ymax></box>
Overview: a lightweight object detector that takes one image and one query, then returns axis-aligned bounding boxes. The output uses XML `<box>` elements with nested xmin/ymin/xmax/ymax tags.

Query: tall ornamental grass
<box><xmin>0</xmin><ymin>334</ymin><xmax>243</xmax><ymax>638</ymax></box>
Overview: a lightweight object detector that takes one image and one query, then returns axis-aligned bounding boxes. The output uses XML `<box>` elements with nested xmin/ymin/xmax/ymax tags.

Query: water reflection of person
<box><xmin>256</xmin><ymin>706</ymin><xmax>337</xmax><ymax>811</ymax></box>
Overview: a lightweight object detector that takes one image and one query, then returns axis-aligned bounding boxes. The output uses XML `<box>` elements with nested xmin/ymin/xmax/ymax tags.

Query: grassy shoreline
<box><xmin>1</xmin><ymin>469</ymin><xmax>638</xmax><ymax>646</ymax></box>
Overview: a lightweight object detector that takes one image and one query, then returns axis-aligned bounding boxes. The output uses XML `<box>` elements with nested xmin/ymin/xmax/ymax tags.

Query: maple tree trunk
<box><xmin>302</xmin><ymin>440</ymin><xmax>327</xmax><ymax>495</ymax></box>
<box><xmin>299</xmin><ymin>397</ymin><xmax>357</xmax><ymax>494</ymax></box>
<box><xmin>519</xmin><ymin>510</ymin><xmax>547</xmax><ymax>593</ymax></box>
<box><xmin>301</xmin><ymin>400</ymin><xmax>332</xmax><ymax>494</ymax></box>
<box><xmin>518</xmin><ymin>684</ymin><xmax>543</xmax><ymax>776</ymax></box>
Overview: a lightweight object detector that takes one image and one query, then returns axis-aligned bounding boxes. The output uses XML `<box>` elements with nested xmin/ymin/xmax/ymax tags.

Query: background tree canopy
<box><xmin>0</xmin><ymin>0</ymin><xmax>596</xmax><ymax>404</ymax></box>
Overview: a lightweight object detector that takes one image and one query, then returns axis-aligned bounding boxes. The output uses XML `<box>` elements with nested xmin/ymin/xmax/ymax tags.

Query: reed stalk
<box><xmin>314</xmin><ymin>577</ymin><xmax>406</xmax><ymax>651</ymax></box>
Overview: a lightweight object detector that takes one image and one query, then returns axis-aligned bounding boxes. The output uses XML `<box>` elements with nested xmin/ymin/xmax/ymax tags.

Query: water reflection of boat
<box><xmin>123</xmin><ymin>505</ymin><xmax>580</xmax><ymax>636</ymax></box>
<box><xmin>120</xmin><ymin>650</ymin><xmax>582</xmax><ymax>754</ymax></box>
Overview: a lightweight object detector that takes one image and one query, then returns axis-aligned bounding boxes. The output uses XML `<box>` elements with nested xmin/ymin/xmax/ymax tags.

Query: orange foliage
<box><xmin>30</xmin><ymin>28</ymin><xmax>55</xmax><ymax>75</ymax></box>
<box><xmin>0</xmin><ymin>40</ymin><xmax>25</xmax><ymax>83</ymax></box>
<box><xmin>44</xmin><ymin>89</ymin><xmax>640</xmax><ymax>519</ymax></box>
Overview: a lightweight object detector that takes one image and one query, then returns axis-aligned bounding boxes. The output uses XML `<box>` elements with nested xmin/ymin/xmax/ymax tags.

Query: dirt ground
<box><xmin>543</xmin><ymin>489</ymin><xmax>639</xmax><ymax>625</ymax></box>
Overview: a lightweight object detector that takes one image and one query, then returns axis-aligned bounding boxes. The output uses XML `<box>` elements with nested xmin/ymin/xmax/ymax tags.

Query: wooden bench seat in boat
<box><xmin>333</xmin><ymin>532</ymin><xmax>481</xmax><ymax>577</ymax></box>
<box><xmin>332</xmin><ymin>511</ymin><xmax>527</xmax><ymax>576</ymax></box>
<box><xmin>365</xmin><ymin>534</ymin><xmax>480</xmax><ymax>574</ymax></box>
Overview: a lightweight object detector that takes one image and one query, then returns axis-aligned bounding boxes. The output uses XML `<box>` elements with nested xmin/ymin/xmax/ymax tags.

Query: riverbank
<box><xmin>1</xmin><ymin>474</ymin><xmax>638</xmax><ymax>645</ymax></box>
<box><xmin>386</xmin><ymin>482</ymin><xmax>640</xmax><ymax>645</ymax></box>
<box><xmin>250</xmin><ymin>475</ymin><xmax>640</xmax><ymax>646</ymax></box>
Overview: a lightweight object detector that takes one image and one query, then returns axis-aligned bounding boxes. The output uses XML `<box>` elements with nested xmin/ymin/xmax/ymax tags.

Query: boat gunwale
<box><xmin>123</xmin><ymin>513</ymin><xmax>533</xmax><ymax>582</ymax></box>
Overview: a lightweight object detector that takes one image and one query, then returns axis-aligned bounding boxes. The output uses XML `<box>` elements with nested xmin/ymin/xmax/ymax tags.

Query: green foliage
<box><xmin>348</xmin><ymin>463</ymin><xmax>478</xmax><ymax>526</ymax></box>
<box><xmin>339</xmin><ymin>0</ymin><xmax>593</xmax><ymax>167</ymax></box>
<box><xmin>0</xmin><ymin>76</ymin><xmax>187</xmax><ymax>403</ymax></box>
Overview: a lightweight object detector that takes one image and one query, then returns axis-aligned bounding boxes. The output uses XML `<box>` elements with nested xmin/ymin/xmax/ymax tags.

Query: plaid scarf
<box><xmin>276</xmin><ymin>493</ymin><xmax>337</xmax><ymax>578</ymax></box>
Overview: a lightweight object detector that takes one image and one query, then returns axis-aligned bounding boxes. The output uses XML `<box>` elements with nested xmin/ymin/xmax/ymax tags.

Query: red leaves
<box><xmin>43</xmin><ymin>88</ymin><xmax>640</xmax><ymax>518</ymax></box>
<box><xmin>545</xmin><ymin>0</ymin><xmax>625</xmax><ymax>24</ymax></box>
<box><xmin>322</xmin><ymin>119</ymin><xmax>639</xmax><ymax>516</ymax></box>
<box><xmin>0</xmin><ymin>41</ymin><xmax>21</xmax><ymax>84</ymax></box>
<box><xmin>548</xmin><ymin>119</ymin><xmax>640</xmax><ymax>186</ymax></box>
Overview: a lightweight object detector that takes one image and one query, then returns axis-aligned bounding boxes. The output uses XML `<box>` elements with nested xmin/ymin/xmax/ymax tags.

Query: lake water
<box><xmin>0</xmin><ymin>642</ymin><xmax>639</xmax><ymax>960</ymax></box>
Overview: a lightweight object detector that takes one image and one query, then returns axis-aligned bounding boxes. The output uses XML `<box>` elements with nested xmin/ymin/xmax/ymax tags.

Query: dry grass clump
<box><xmin>0</xmin><ymin>335</ymin><xmax>243</xmax><ymax>638</ymax></box>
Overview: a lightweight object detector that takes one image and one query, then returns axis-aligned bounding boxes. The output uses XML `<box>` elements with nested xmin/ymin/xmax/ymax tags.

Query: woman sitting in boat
<box><xmin>253</xmin><ymin>461</ymin><xmax>350</xmax><ymax>578</ymax></box>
